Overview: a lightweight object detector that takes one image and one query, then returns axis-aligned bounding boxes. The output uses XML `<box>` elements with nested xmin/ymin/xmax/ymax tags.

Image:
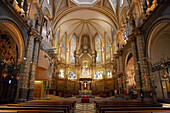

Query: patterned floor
<box><xmin>74</xmin><ymin>103</ymin><xmax>96</xmax><ymax>113</ymax></box>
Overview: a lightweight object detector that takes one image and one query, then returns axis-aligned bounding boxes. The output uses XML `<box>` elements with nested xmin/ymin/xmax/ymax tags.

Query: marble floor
<box><xmin>74</xmin><ymin>103</ymin><xmax>96</xmax><ymax>113</ymax></box>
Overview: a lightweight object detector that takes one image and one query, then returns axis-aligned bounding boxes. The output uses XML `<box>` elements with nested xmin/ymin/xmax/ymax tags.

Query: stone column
<box><xmin>27</xmin><ymin>35</ymin><xmax>42</xmax><ymax>100</ymax></box>
<box><xmin>87</xmin><ymin>81</ymin><xmax>90</xmax><ymax>91</ymax></box>
<box><xmin>129</xmin><ymin>35</ymin><xmax>142</xmax><ymax>98</ymax></box>
<box><xmin>81</xmin><ymin>82</ymin><xmax>84</xmax><ymax>91</ymax></box>
<box><xmin>129</xmin><ymin>35</ymin><xmax>141</xmax><ymax>89</ymax></box>
<box><xmin>134</xmin><ymin>29</ymin><xmax>150</xmax><ymax>89</ymax></box>
<box><xmin>116</xmin><ymin>55</ymin><xmax>120</xmax><ymax>74</ymax></box>
<box><xmin>18</xmin><ymin>28</ymin><xmax>37</xmax><ymax>102</ymax></box>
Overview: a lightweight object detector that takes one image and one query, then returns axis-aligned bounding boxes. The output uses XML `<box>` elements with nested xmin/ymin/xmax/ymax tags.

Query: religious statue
<box><xmin>83</xmin><ymin>37</ymin><xmax>88</xmax><ymax>50</ymax></box>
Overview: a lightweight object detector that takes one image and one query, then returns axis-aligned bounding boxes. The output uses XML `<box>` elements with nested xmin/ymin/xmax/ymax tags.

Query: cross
<box><xmin>84</xmin><ymin>82</ymin><xmax>87</xmax><ymax>88</ymax></box>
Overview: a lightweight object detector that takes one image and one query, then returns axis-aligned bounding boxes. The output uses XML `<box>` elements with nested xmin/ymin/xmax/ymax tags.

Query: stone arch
<box><xmin>119</xmin><ymin>6</ymin><xmax>128</xmax><ymax>26</ymax></box>
<box><xmin>0</xmin><ymin>19</ymin><xmax>25</xmax><ymax>63</ymax></box>
<box><xmin>146</xmin><ymin>17</ymin><xmax>170</xmax><ymax>98</ymax></box>
<box><xmin>146</xmin><ymin>16</ymin><xmax>170</xmax><ymax>58</ymax></box>
<box><xmin>42</xmin><ymin>7</ymin><xmax>51</xmax><ymax>18</ymax></box>
<box><xmin>124</xmin><ymin>52</ymin><xmax>135</xmax><ymax>92</ymax></box>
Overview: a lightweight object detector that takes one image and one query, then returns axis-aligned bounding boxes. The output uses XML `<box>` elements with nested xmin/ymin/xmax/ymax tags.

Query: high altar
<box><xmin>79</xmin><ymin>78</ymin><xmax>92</xmax><ymax>97</ymax></box>
<box><xmin>75</xmin><ymin>35</ymin><xmax>95</xmax><ymax>96</ymax></box>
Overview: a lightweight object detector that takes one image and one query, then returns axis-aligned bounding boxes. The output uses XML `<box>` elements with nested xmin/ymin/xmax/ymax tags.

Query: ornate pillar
<box><xmin>87</xmin><ymin>81</ymin><xmax>90</xmax><ymax>91</ymax></box>
<box><xmin>27</xmin><ymin>35</ymin><xmax>42</xmax><ymax>100</ymax></box>
<box><xmin>116</xmin><ymin>55</ymin><xmax>120</xmax><ymax>74</ymax></box>
<box><xmin>81</xmin><ymin>82</ymin><xmax>84</xmax><ymax>91</ymax></box>
<box><xmin>134</xmin><ymin>28</ymin><xmax>150</xmax><ymax>89</ymax></box>
<box><xmin>18</xmin><ymin>28</ymin><xmax>37</xmax><ymax>102</ymax></box>
<box><xmin>129</xmin><ymin>35</ymin><xmax>141</xmax><ymax>89</ymax></box>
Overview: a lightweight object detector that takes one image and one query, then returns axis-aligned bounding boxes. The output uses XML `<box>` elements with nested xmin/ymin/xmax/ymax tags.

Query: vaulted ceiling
<box><xmin>53</xmin><ymin>0</ymin><xmax>119</xmax><ymax>41</ymax></box>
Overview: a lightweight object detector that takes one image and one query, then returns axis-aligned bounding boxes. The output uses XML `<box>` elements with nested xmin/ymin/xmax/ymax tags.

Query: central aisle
<box><xmin>74</xmin><ymin>103</ymin><xmax>96</xmax><ymax>113</ymax></box>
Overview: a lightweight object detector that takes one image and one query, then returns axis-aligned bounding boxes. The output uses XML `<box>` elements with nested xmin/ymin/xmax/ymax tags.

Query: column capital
<box><xmin>128</xmin><ymin>34</ymin><xmax>136</xmax><ymax>42</ymax></box>
<box><xmin>35</xmin><ymin>35</ymin><xmax>43</xmax><ymax>42</ymax></box>
<box><xmin>117</xmin><ymin>50</ymin><xmax>122</xmax><ymax>56</ymax></box>
<box><xmin>133</xmin><ymin>27</ymin><xmax>143</xmax><ymax>37</ymax></box>
<box><xmin>28</xmin><ymin>27</ymin><xmax>38</xmax><ymax>37</ymax></box>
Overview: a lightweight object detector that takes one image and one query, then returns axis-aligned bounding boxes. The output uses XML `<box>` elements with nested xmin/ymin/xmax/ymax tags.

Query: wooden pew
<box><xmin>24</xmin><ymin>100</ymin><xmax>76</xmax><ymax>111</ymax></box>
<box><xmin>0</xmin><ymin>110</ymin><xmax>17</xmax><ymax>113</ymax></box>
<box><xmin>0</xmin><ymin>106</ymin><xmax>67</xmax><ymax>113</ymax></box>
<box><xmin>7</xmin><ymin>105</ymin><xmax>70</xmax><ymax>113</ymax></box>
<box><xmin>97</xmin><ymin>103</ymin><xmax>163</xmax><ymax>113</ymax></box>
<box><xmin>0</xmin><ymin>110</ymin><xmax>64</xmax><ymax>113</ymax></box>
<box><xmin>94</xmin><ymin>100</ymin><xmax>170</xmax><ymax>113</ymax></box>
<box><xmin>8</xmin><ymin>100</ymin><xmax>76</xmax><ymax>113</ymax></box>
<box><xmin>101</xmin><ymin>107</ymin><xmax>170</xmax><ymax>113</ymax></box>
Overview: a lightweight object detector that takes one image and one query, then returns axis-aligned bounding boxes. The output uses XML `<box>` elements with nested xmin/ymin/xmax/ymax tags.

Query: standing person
<box><xmin>140</xmin><ymin>89</ymin><xmax>144</xmax><ymax>102</ymax></box>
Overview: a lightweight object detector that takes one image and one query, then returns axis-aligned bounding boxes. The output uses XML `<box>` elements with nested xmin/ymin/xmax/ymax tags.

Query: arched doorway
<box><xmin>148</xmin><ymin>22</ymin><xmax>170</xmax><ymax>98</ymax></box>
<box><xmin>125</xmin><ymin>53</ymin><xmax>136</xmax><ymax>93</ymax></box>
<box><xmin>0</xmin><ymin>22</ymin><xmax>24</xmax><ymax>103</ymax></box>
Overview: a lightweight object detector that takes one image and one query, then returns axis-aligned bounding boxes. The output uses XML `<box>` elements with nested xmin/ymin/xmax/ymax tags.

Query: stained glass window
<box><xmin>112</xmin><ymin>28</ymin><xmax>117</xmax><ymax>54</ymax></box>
<box><xmin>68</xmin><ymin>71</ymin><xmax>76</xmax><ymax>79</ymax></box>
<box><xmin>70</xmin><ymin>34</ymin><xmax>76</xmax><ymax>63</ymax></box>
<box><xmin>110</xmin><ymin>0</ymin><xmax>117</xmax><ymax>11</ymax></box>
<box><xmin>107</xmin><ymin>70</ymin><xmax>112</xmax><ymax>78</ymax></box>
<box><xmin>55</xmin><ymin>28</ymin><xmax>59</xmax><ymax>48</ymax></box>
<box><xmin>95</xmin><ymin>34</ymin><xmax>101</xmax><ymax>62</ymax></box>
<box><xmin>61</xmin><ymin>33</ymin><xmax>66</xmax><ymax>61</ymax></box>
<box><xmin>95</xmin><ymin>71</ymin><xmax>103</xmax><ymax>79</ymax></box>
<box><xmin>105</xmin><ymin>32</ymin><xmax>111</xmax><ymax>60</ymax></box>
<box><xmin>59</xmin><ymin>69</ymin><xmax>65</xmax><ymax>78</ymax></box>
<box><xmin>120</xmin><ymin>0</ymin><xmax>123</xmax><ymax>7</ymax></box>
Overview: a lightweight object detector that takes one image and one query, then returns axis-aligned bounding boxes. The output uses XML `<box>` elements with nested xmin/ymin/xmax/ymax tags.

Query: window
<box><xmin>107</xmin><ymin>70</ymin><xmax>112</xmax><ymax>78</ymax></box>
<box><xmin>105</xmin><ymin>32</ymin><xmax>111</xmax><ymax>60</ymax></box>
<box><xmin>59</xmin><ymin>69</ymin><xmax>65</xmax><ymax>78</ymax></box>
<box><xmin>47</xmin><ymin>0</ymin><xmax>49</xmax><ymax>4</ymax></box>
<box><xmin>94</xmin><ymin>71</ymin><xmax>103</xmax><ymax>79</ymax></box>
<box><xmin>68</xmin><ymin>71</ymin><xmax>76</xmax><ymax>79</ymax></box>
<box><xmin>95</xmin><ymin>34</ymin><xmax>102</xmax><ymax>62</ymax></box>
<box><xmin>70</xmin><ymin>34</ymin><xmax>76</xmax><ymax>63</ymax></box>
<box><xmin>120</xmin><ymin>0</ymin><xmax>123</xmax><ymax>7</ymax></box>
<box><xmin>60</xmin><ymin>33</ymin><xmax>66</xmax><ymax>61</ymax></box>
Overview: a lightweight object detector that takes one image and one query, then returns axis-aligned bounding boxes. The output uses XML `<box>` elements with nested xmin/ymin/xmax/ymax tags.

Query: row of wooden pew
<box><xmin>0</xmin><ymin>100</ymin><xmax>76</xmax><ymax>113</ymax></box>
<box><xmin>94</xmin><ymin>100</ymin><xmax>170</xmax><ymax>113</ymax></box>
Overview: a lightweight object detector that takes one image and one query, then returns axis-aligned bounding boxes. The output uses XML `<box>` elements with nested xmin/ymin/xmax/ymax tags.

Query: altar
<box><xmin>79</xmin><ymin>90</ymin><xmax>92</xmax><ymax>97</ymax></box>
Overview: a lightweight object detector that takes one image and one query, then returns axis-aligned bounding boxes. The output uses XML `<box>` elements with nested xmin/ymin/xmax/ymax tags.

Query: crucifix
<box><xmin>84</xmin><ymin>82</ymin><xmax>87</xmax><ymax>88</ymax></box>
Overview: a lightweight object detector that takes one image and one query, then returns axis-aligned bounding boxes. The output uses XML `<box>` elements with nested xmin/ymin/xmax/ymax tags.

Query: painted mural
<box><xmin>61</xmin><ymin>33</ymin><xmax>66</xmax><ymax>61</ymax></box>
<box><xmin>105</xmin><ymin>33</ymin><xmax>111</xmax><ymax>60</ymax></box>
<box><xmin>95</xmin><ymin>34</ymin><xmax>101</xmax><ymax>62</ymax></box>
<box><xmin>70</xmin><ymin>34</ymin><xmax>76</xmax><ymax>63</ymax></box>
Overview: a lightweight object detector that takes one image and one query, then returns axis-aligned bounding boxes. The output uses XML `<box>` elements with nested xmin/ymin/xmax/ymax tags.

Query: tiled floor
<box><xmin>74</xmin><ymin>103</ymin><xmax>96</xmax><ymax>113</ymax></box>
